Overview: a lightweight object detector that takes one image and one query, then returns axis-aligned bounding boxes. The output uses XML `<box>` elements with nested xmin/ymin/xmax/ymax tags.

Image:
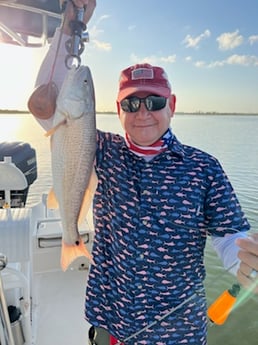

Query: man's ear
<box><xmin>116</xmin><ymin>101</ymin><xmax>121</xmax><ymax>116</ymax></box>
<box><xmin>169</xmin><ymin>94</ymin><xmax>176</xmax><ymax>113</ymax></box>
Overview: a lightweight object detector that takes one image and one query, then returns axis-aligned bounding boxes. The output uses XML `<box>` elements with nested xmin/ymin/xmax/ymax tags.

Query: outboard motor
<box><xmin>0</xmin><ymin>142</ymin><xmax>37</xmax><ymax>208</ymax></box>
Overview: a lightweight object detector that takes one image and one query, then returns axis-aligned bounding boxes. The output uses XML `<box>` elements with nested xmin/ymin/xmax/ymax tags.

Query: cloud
<box><xmin>88</xmin><ymin>15</ymin><xmax>112</xmax><ymax>51</ymax></box>
<box><xmin>95</xmin><ymin>14</ymin><xmax>111</xmax><ymax>26</ymax></box>
<box><xmin>195</xmin><ymin>54</ymin><xmax>258</xmax><ymax>68</ymax></box>
<box><xmin>91</xmin><ymin>39</ymin><xmax>112</xmax><ymax>51</ymax></box>
<box><xmin>130</xmin><ymin>53</ymin><xmax>157</xmax><ymax>64</ymax></box>
<box><xmin>195</xmin><ymin>60</ymin><xmax>207</xmax><ymax>68</ymax></box>
<box><xmin>160</xmin><ymin>55</ymin><xmax>176</xmax><ymax>63</ymax></box>
<box><xmin>216</xmin><ymin>30</ymin><xmax>243</xmax><ymax>50</ymax></box>
<box><xmin>130</xmin><ymin>53</ymin><xmax>176</xmax><ymax>65</ymax></box>
<box><xmin>182</xmin><ymin>30</ymin><xmax>211</xmax><ymax>48</ymax></box>
<box><xmin>90</xmin><ymin>15</ymin><xmax>110</xmax><ymax>38</ymax></box>
<box><xmin>226</xmin><ymin>54</ymin><xmax>258</xmax><ymax>66</ymax></box>
<box><xmin>249</xmin><ymin>35</ymin><xmax>258</xmax><ymax>45</ymax></box>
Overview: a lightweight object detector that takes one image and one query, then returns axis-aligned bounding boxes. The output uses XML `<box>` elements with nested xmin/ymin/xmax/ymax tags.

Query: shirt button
<box><xmin>139</xmin><ymin>254</ymin><xmax>144</xmax><ymax>259</ymax></box>
<box><xmin>142</xmin><ymin>190</ymin><xmax>148</xmax><ymax>195</ymax></box>
<box><xmin>142</xmin><ymin>220</ymin><xmax>148</xmax><ymax>226</ymax></box>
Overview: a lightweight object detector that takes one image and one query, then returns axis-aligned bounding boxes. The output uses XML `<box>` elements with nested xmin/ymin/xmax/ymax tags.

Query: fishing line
<box><xmin>49</xmin><ymin>2</ymin><xmax>68</xmax><ymax>82</ymax></box>
<box><xmin>27</xmin><ymin>1</ymin><xmax>69</xmax><ymax>119</ymax></box>
<box><xmin>115</xmin><ymin>292</ymin><xmax>199</xmax><ymax>345</ymax></box>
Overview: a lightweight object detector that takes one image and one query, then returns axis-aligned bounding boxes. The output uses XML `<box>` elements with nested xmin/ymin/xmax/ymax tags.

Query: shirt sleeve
<box><xmin>211</xmin><ymin>232</ymin><xmax>248</xmax><ymax>276</ymax></box>
<box><xmin>204</xmin><ymin>159</ymin><xmax>250</xmax><ymax>235</ymax></box>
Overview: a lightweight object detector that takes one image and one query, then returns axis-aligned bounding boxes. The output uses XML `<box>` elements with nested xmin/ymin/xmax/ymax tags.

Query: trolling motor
<box><xmin>65</xmin><ymin>3</ymin><xmax>89</xmax><ymax>68</ymax></box>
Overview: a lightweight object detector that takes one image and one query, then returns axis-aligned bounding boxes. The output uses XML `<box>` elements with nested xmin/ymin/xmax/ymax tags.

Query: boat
<box><xmin>0</xmin><ymin>2</ymin><xmax>94</xmax><ymax>344</ymax></box>
<box><xmin>0</xmin><ymin>141</ymin><xmax>94</xmax><ymax>345</ymax></box>
<box><xmin>0</xmin><ymin>0</ymin><xmax>62</xmax><ymax>47</ymax></box>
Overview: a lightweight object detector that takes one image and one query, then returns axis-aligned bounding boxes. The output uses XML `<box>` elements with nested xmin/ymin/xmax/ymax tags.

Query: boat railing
<box><xmin>0</xmin><ymin>253</ymin><xmax>15</xmax><ymax>345</ymax></box>
<box><xmin>0</xmin><ymin>1</ymin><xmax>62</xmax><ymax>47</ymax></box>
<box><xmin>0</xmin><ymin>158</ymin><xmax>32</xmax><ymax>344</ymax></box>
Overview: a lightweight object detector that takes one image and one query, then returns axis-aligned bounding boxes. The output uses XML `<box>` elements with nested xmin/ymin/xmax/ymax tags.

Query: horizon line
<box><xmin>1</xmin><ymin>109</ymin><xmax>258</xmax><ymax>116</ymax></box>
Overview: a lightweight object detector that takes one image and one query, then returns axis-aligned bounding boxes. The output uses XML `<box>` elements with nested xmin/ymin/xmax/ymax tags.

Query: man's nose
<box><xmin>136</xmin><ymin>101</ymin><xmax>149</xmax><ymax>116</ymax></box>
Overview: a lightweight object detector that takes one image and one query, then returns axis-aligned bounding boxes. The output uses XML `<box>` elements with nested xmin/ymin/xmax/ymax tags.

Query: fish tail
<box><xmin>61</xmin><ymin>237</ymin><xmax>92</xmax><ymax>271</ymax></box>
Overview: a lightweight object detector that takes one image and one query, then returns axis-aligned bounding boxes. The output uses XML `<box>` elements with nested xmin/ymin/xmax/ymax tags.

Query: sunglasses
<box><xmin>120</xmin><ymin>95</ymin><xmax>167</xmax><ymax>113</ymax></box>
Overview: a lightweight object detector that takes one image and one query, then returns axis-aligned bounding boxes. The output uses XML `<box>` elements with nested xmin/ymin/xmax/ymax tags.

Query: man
<box><xmin>30</xmin><ymin>1</ymin><xmax>258</xmax><ymax>344</ymax></box>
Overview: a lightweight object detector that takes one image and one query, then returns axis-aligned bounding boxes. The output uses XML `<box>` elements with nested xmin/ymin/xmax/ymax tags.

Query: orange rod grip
<box><xmin>207</xmin><ymin>289</ymin><xmax>237</xmax><ymax>325</ymax></box>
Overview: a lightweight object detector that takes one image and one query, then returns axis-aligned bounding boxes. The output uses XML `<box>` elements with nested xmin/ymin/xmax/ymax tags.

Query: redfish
<box><xmin>47</xmin><ymin>65</ymin><xmax>97</xmax><ymax>271</ymax></box>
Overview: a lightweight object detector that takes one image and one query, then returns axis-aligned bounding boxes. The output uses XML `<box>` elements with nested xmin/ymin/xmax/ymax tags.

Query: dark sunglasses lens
<box><xmin>121</xmin><ymin>97</ymin><xmax>140</xmax><ymax>112</ymax></box>
<box><xmin>130</xmin><ymin>97</ymin><xmax>141</xmax><ymax>112</ymax></box>
<box><xmin>145</xmin><ymin>96</ymin><xmax>167</xmax><ymax>111</ymax></box>
<box><xmin>120</xmin><ymin>96</ymin><xmax>167</xmax><ymax>112</ymax></box>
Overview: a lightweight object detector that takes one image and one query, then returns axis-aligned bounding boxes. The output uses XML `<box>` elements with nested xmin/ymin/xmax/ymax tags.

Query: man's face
<box><xmin>119</xmin><ymin>91</ymin><xmax>174</xmax><ymax>146</ymax></box>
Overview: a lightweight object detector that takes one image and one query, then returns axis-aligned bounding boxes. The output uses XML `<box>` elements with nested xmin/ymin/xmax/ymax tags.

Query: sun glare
<box><xmin>0</xmin><ymin>116</ymin><xmax>24</xmax><ymax>141</ymax></box>
<box><xmin>0</xmin><ymin>44</ymin><xmax>45</xmax><ymax>110</ymax></box>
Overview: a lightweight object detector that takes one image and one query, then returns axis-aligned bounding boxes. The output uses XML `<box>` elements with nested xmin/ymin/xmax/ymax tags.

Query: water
<box><xmin>1</xmin><ymin>113</ymin><xmax>258</xmax><ymax>344</ymax></box>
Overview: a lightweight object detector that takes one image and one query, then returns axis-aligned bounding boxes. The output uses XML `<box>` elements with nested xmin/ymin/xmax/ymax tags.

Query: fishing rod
<box><xmin>111</xmin><ymin>226</ymin><xmax>257</xmax><ymax>344</ymax></box>
<box><xmin>27</xmin><ymin>0</ymin><xmax>89</xmax><ymax>118</ymax></box>
<box><xmin>208</xmin><ymin>282</ymin><xmax>241</xmax><ymax>325</ymax></box>
<box><xmin>115</xmin><ymin>264</ymin><xmax>240</xmax><ymax>345</ymax></box>
<box><xmin>208</xmin><ymin>267</ymin><xmax>258</xmax><ymax>325</ymax></box>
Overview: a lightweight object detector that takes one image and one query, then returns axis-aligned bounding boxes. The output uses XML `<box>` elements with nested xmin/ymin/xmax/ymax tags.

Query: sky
<box><xmin>0</xmin><ymin>0</ymin><xmax>258</xmax><ymax>113</ymax></box>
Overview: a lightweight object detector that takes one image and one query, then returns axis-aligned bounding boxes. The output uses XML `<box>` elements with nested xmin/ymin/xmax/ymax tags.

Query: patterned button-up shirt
<box><xmin>85</xmin><ymin>130</ymin><xmax>250</xmax><ymax>344</ymax></box>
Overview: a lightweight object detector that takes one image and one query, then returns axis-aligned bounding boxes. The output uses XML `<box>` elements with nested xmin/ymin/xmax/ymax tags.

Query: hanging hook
<box><xmin>65</xmin><ymin>4</ymin><xmax>89</xmax><ymax>69</ymax></box>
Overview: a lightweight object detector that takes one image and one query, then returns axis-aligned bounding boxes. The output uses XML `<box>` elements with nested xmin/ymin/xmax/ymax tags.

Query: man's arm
<box><xmin>31</xmin><ymin>0</ymin><xmax>96</xmax><ymax>130</ymax></box>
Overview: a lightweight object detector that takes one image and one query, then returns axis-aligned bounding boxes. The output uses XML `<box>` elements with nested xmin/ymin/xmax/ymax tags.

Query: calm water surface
<box><xmin>0</xmin><ymin>113</ymin><xmax>258</xmax><ymax>344</ymax></box>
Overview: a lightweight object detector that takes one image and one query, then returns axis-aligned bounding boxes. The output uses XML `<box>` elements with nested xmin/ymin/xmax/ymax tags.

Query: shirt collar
<box><xmin>169</xmin><ymin>135</ymin><xmax>185</xmax><ymax>158</ymax></box>
<box><xmin>122</xmin><ymin>132</ymin><xmax>185</xmax><ymax>160</ymax></box>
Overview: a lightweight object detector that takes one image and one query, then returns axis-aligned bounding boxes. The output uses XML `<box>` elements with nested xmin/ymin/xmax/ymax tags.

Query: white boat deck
<box><xmin>0</xmin><ymin>197</ymin><xmax>93</xmax><ymax>345</ymax></box>
<box><xmin>32</xmin><ymin>269</ymin><xmax>90</xmax><ymax>345</ymax></box>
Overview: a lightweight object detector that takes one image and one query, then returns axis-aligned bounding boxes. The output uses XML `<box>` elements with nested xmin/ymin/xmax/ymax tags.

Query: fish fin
<box><xmin>78</xmin><ymin>170</ymin><xmax>98</xmax><ymax>225</ymax></box>
<box><xmin>47</xmin><ymin>187</ymin><xmax>59</xmax><ymax>209</ymax></box>
<box><xmin>45</xmin><ymin>119</ymin><xmax>67</xmax><ymax>137</ymax></box>
<box><xmin>61</xmin><ymin>238</ymin><xmax>92</xmax><ymax>271</ymax></box>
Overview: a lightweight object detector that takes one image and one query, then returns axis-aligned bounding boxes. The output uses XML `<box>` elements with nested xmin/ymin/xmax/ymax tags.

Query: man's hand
<box><xmin>236</xmin><ymin>233</ymin><xmax>258</xmax><ymax>293</ymax></box>
<box><xmin>60</xmin><ymin>0</ymin><xmax>97</xmax><ymax>35</ymax></box>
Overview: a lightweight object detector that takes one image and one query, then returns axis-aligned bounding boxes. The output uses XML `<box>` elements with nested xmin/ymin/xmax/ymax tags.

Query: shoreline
<box><xmin>1</xmin><ymin>110</ymin><xmax>258</xmax><ymax>116</ymax></box>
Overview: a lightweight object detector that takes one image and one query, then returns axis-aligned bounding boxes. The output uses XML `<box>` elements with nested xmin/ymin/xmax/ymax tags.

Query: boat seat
<box><xmin>36</xmin><ymin>218</ymin><xmax>90</xmax><ymax>248</ymax></box>
<box><xmin>32</xmin><ymin>215</ymin><xmax>93</xmax><ymax>272</ymax></box>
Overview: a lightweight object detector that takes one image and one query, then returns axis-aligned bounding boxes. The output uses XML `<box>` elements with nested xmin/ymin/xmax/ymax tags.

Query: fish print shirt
<box><xmin>85</xmin><ymin>130</ymin><xmax>250</xmax><ymax>345</ymax></box>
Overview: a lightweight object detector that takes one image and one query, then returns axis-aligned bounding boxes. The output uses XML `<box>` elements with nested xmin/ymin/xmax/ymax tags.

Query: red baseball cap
<box><xmin>117</xmin><ymin>63</ymin><xmax>171</xmax><ymax>102</ymax></box>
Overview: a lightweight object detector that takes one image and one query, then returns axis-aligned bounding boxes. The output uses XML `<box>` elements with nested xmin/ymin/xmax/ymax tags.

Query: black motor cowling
<box><xmin>0</xmin><ymin>142</ymin><xmax>37</xmax><ymax>208</ymax></box>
